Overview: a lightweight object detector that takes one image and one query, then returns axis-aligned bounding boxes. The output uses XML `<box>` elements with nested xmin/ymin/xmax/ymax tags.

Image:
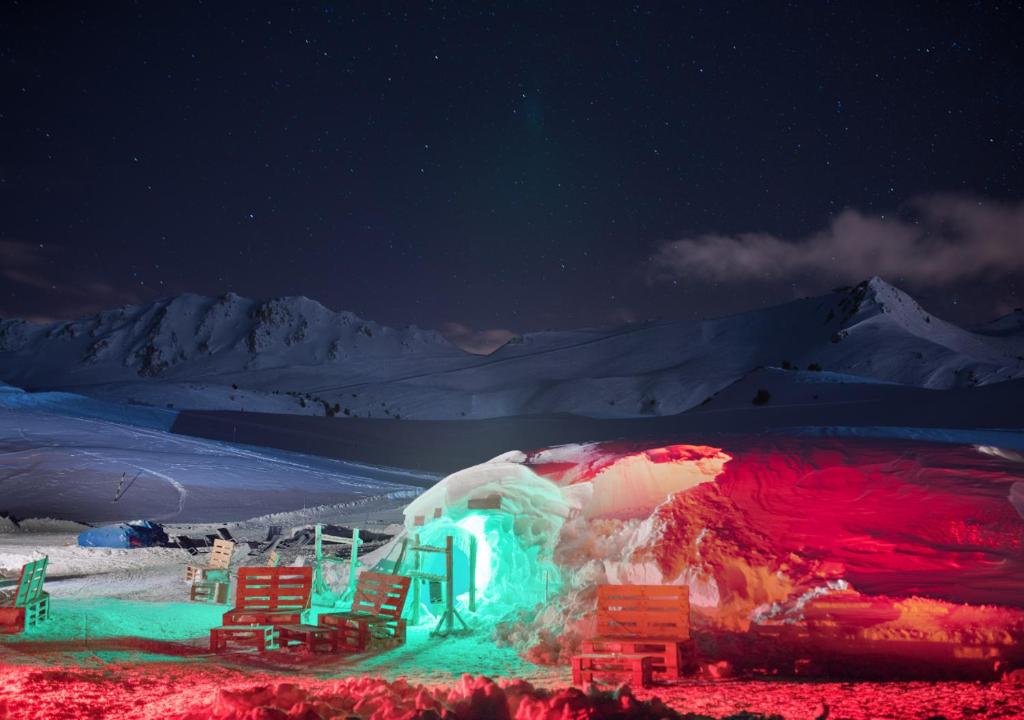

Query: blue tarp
<box><xmin>77</xmin><ymin>520</ymin><xmax>169</xmax><ymax>548</ymax></box>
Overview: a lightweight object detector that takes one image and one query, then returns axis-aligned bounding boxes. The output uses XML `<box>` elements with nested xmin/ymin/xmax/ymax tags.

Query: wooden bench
<box><xmin>0</xmin><ymin>557</ymin><xmax>50</xmax><ymax>634</ymax></box>
<box><xmin>210</xmin><ymin>625</ymin><xmax>279</xmax><ymax>652</ymax></box>
<box><xmin>220</xmin><ymin>566</ymin><xmax>312</xmax><ymax>627</ymax></box>
<box><xmin>186</xmin><ymin>538</ymin><xmax>235</xmax><ymax>584</ymax></box>
<box><xmin>572</xmin><ymin>654</ymin><xmax>654</xmax><ymax>688</ymax></box>
<box><xmin>574</xmin><ymin>584</ymin><xmax>696</xmax><ymax>683</ymax></box>
<box><xmin>318</xmin><ymin>572</ymin><xmax>410</xmax><ymax>652</ymax></box>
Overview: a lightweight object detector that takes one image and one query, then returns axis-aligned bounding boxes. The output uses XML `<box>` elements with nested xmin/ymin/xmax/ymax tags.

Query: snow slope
<box><xmin>1</xmin><ymin>278</ymin><xmax>1022</xmax><ymax>419</ymax></box>
<box><xmin>0</xmin><ymin>387</ymin><xmax>432</xmax><ymax>522</ymax></box>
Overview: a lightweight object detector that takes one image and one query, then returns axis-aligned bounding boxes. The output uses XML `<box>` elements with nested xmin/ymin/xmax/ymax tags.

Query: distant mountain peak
<box><xmin>830</xmin><ymin>276</ymin><xmax>932</xmax><ymax>328</ymax></box>
<box><xmin>1</xmin><ymin>282</ymin><xmax>1022</xmax><ymax>420</ymax></box>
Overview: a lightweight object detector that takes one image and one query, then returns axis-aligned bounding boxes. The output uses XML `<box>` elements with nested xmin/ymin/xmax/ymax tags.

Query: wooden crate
<box><xmin>278</xmin><ymin>624</ymin><xmax>339</xmax><ymax>653</ymax></box>
<box><xmin>210</xmin><ymin>625</ymin><xmax>278</xmax><ymax>652</ymax></box>
<box><xmin>572</xmin><ymin>654</ymin><xmax>653</xmax><ymax>688</ymax></box>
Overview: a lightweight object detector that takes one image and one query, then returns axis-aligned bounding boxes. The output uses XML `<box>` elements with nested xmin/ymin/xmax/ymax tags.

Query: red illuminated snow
<box><xmin>2</xmin><ymin>662</ymin><xmax>1024</xmax><ymax>720</ymax></box>
<box><xmin>515</xmin><ymin>438</ymin><xmax>1024</xmax><ymax>672</ymax></box>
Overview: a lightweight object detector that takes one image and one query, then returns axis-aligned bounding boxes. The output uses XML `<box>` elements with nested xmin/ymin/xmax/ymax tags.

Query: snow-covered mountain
<box><xmin>973</xmin><ymin>308</ymin><xmax>1024</xmax><ymax>338</ymax></box>
<box><xmin>1</xmin><ymin>278</ymin><xmax>1022</xmax><ymax>419</ymax></box>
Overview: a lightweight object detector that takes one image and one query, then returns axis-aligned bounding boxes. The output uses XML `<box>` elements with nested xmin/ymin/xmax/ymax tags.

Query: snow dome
<box><xmin>397</xmin><ymin>436</ymin><xmax>1024</xmax><ymax>675</ymax></box>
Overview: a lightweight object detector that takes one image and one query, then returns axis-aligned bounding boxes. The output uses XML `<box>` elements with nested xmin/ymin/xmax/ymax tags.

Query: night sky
<box><xmin>2</xmin><ymin>3</ymin><xmax>1022</xmax><ymax>351</ymax></box>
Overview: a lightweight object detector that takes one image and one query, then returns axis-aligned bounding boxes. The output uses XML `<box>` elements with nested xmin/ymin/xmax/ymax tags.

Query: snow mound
<box><xmin>406</xmin><ymin>436</ymin><xmax>1024</xmax><ymax>674</ymax></box>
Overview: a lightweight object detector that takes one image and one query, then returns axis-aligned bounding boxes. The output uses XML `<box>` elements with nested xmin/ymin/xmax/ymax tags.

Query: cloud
<box><xmin>440</xmin><ymin>322</ymin><xmax>517</xmax><ymax>355</ymax></box>
<box><xmin>0</xmin><ymin>239</ymin><xmax>141</xmax><ymax>320</ymax></box>
<box><xmin>647</xmin><ymin>194</ymin><xmax>1024</xmax><ymax>287</ymax></box>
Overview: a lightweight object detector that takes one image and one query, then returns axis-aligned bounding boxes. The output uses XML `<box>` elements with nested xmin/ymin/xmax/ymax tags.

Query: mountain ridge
<box><xmin>2</xmin><ymin>277</ymin><xmax>1022</xmax><ymax>419</ymax></box>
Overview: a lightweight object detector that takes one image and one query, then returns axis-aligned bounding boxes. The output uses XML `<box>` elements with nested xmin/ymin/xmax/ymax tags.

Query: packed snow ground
<box><xmin>0</xmin><ymin>495</ymin><xmax>558</xmax><ymax>688</ymax></box>
<box><xmin>0</xmin><ymin>384</ymin><xmax>433</xmax><ymax>522</ymax></box>
<box><xmin>5</xmin><ymin>511</ymin><xmax>1022</xmax><ymax>720</ymax></box>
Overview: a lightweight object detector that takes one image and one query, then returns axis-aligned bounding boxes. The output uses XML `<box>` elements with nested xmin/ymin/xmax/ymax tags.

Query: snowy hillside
<box><xmin>1</xmin><ymin>278</ymin><xmax>1022</xmax><ymax>419</ymax></box>
<box><xmin>973</xmin><ymin>308</ymin><xmax>1024</xmax><ymax>337</ymax></box>
<box><xmin>0</xmin><ymin>384</ymin><xmax>431</xmax><ymax>522</ymax></box>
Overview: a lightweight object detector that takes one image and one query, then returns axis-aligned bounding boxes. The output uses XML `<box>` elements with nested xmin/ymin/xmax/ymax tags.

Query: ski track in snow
<box><xmin>131</xmin><ymin>465</ymin><xmax>188</xmax><ymax>519</ymax></box>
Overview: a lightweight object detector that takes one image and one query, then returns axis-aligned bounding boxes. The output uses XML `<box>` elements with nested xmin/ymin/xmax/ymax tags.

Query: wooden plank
<box><xmin>467</xmin><ymin>495</ymin><xmax>502</xmax><ymax>510</ymax></box>
<box><xmin>208</xmin><ymin>539</ymin><xmax>235</xmax><ymax>570</ymax></box>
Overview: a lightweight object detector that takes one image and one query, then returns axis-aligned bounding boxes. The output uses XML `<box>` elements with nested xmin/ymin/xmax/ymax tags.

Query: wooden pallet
<box><xmin>318</xmin><ymin>572</ymin><xmax>410</xmax><ymax>652</ymax></box>
<box><xmin>186</xmin><ymin>539</ymin><xmax>235</xmax><ymax>583</ymax></box>
<box><xmin>278</xmin><ymin>624</ymin><xmax>339</xmax><ymax>653</ymax></box>
<box><xmin>578</xmin><ymin>584</ymin><xmax>695</xmax><ymax>681</ymax></box>
<box><xmin>190</xmin><ymin>580</ymin><xmax>229</xmax><ymax>604</ymax></box>
<box><xmin>581</xmin><ymin>637</ymin><xmax>696</xmax><ymax>680</ymax></box>
<box><xmin>210</xmin><ymin>625</ymin><xmax>279</xmax><ymax>652</ymax></box>
<box><xmin>596</xmin><ymin>584</ymin><xmax>690</xmax><ymax>639</ymax></box>
<box><xmin>222</xmin><ymin>566</ymin><xmax>311</xmax><ymax>626</ymax></box>
<box><xmin>572</xmin><ymin>654</ymin><xmax>654</xmax><ymax>688</ymax></box>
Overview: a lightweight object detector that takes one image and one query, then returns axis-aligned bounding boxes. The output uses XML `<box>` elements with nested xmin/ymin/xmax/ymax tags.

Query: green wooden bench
<box><xmin>0</xmin><ymin>557</ymin><xmax>50</xmax><ymax>634</ymax></box>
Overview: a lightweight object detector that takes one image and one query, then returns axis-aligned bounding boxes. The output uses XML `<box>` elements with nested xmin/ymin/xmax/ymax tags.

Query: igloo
<box><xmin>392</xmin><ymin>436</ymin><xmax>1024</xmax><ymax>676</ymax></box>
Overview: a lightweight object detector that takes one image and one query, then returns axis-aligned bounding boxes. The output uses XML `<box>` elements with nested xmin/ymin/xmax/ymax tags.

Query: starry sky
<box><xmin>2</xmin><ymin>2</ymin><xmax>1022</xmax><ymax>350</ymax></box>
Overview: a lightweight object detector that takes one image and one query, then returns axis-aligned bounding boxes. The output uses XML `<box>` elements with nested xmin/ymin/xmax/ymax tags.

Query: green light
<box><xmin>456</xmin><ymin>514</ymin><xmax>493</xmax><ymax>591</ymax></box>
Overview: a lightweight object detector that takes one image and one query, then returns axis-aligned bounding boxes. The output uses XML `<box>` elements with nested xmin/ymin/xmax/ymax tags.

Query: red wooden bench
<box><xmin>0</xmin><ymin>557</ymin><xmax>50</xmax><ymax>634</ymax></box>
<box><xmin>221</xmin><ymin>566</ymin><xmax>312</xmax><ymax>626</ymax></box>
<box><xmin>318</xmin><ymin>572</ymin><xmax>411</xmax><ymax>652</ymax></box>
<box><xmin>573</xmin><ymin>584</ymin><xmax>697</xmax><ymax>685</ymax></box>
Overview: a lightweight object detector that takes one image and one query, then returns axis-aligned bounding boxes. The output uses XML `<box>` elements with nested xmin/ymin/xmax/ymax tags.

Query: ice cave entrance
<box><xmin>401</xmin><ymin>461</ymin><xmax>568</xmax><ymax>621</ymax></box>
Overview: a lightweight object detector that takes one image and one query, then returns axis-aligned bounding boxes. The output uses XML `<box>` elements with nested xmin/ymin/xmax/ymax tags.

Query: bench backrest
<box><xmin>208</xmin><ymin>539</ymin><xmax>235</xmax><ymax>570</ymax></box>
<box><xmin>596</xmin><ymin>584</ymin><xmax>689</xmax><ymax>639</ymax></box>
<box><xmin>234</xmin><ymin>566</ymin><xmax>312</xmax><ymax>611</ymax></box>
<box><xmin>350</xmin><ymin>572</ymin><xmax>411</xmax><ymax>620</ymax></box>
<box><xmin>15</xmin><ymin>557</ymin><xmax>48</xmax><ymax>608</ymax></box>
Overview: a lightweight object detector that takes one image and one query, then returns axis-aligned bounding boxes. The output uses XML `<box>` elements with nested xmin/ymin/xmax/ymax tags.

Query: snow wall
<box><xmin>396</xmin><ymin>436</ymin><xmax>1024</xmax><ymax>676</ymax></box>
